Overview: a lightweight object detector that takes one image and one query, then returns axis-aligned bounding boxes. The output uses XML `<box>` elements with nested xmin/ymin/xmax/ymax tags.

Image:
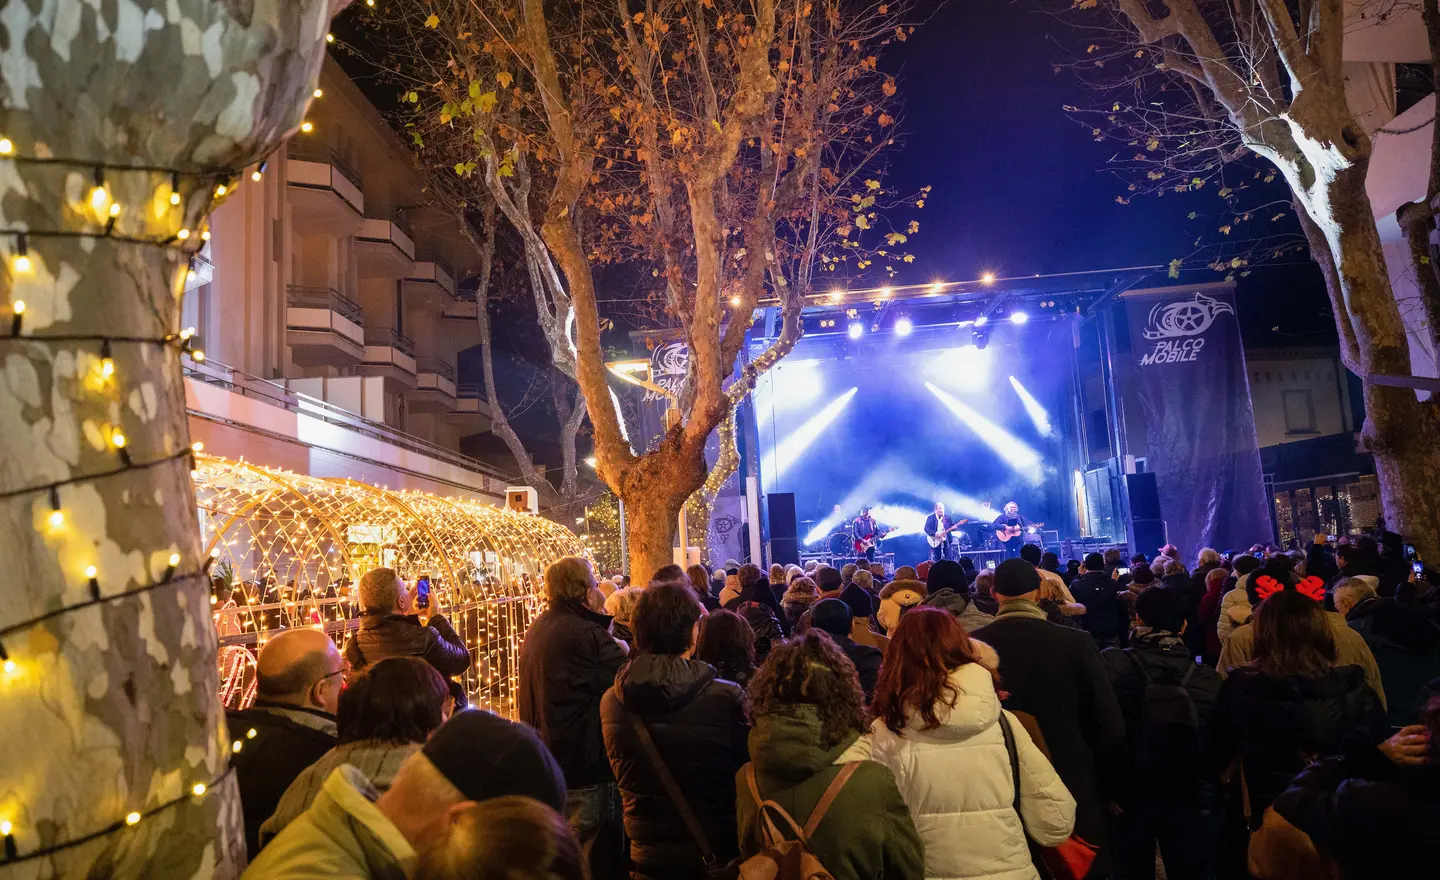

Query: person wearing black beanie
<box><xmin>922</xmin><ymin>559</ymin><xmax>994</xmax><ymax>632</ymax></box>
<box><xmin>812</xmin><ymin>598</ymin><xmax>883</xmax><ymax>701</ymax></box>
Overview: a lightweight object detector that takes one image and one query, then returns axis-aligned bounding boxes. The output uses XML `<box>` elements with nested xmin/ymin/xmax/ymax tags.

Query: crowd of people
<box><xmin>222</xmin><ymin>532</ymin><xmax>1439</xmax><ymax>880</ymax></box>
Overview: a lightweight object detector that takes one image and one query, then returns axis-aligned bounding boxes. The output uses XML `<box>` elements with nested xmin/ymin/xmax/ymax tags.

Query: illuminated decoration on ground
<box><xmin>193</xmin><ymin>454</ymin><xmax>585</xmax><ymax>717</ymax></box>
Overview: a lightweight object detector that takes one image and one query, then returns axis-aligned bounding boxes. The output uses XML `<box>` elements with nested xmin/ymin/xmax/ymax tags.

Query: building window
<box><xmin>1282</xmin><ymin>389</ymin><xmax>1316</xmax><ymax>435</ymax></box>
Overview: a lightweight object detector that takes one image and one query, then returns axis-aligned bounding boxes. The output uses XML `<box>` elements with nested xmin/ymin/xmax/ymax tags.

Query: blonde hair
<box><xmin>413</xmin><ymin>795</ymin><xmax>584</xmax><ymax>880</ymax></box>
<box><xmin>603</xmin><ymin>587</ymin><xmax>642</xmax><ymax>625</ymax></box>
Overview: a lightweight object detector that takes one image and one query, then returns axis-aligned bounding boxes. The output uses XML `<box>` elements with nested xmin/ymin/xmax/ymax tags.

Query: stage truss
<box><xmin>193</xmin><ymin>454</ymin><xmax>583</xmax><ymax>717</ymax></box>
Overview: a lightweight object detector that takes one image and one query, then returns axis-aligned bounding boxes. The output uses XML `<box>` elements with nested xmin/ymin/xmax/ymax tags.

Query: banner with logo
<box><xmin>632</xmin><ymin>339</ymin><xmax>746</xmax><ymax>568</ymax></box>
<box><xmin>1122</xmin><ymin>286</ymin><xmax>1271</xmax><ymax>554</ymax></box>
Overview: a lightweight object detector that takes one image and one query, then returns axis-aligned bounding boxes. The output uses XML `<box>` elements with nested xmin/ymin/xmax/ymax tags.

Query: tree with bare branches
<box><xmin>1065</xmin><ymin>0</ymin><xmax>1440</xmax><ymax>558</ymax></box>
<box><xmin>350</xmin><ymin>0</ymin><xmax>921</xmax><ymax>578</ymax></box>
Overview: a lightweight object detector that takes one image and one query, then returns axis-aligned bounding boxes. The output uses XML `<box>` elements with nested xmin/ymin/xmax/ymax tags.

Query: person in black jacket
<box><xmin>228</xmin><ymin>627</ymin><xmax>345</xmax><ymax>859</ymax></box>
<box><xmin>601</xmin><ymin>582</ymin><xmax>750</xmax><ymax>880</ymax></box>
<box><xmin>1101</xmin><ymin>586</ymin><xmax>1225</xmax><ymax>880</ymax></box>
<box><xmin>972</xmin><ymin>559</ymin><xmax>1127</xmax><ymax>876</ymax></box>
<box><xmin>1252</xmin><ymin>697</ymin><xmax>1439</xmax><ymax>880</ymax></box>
<box><xmin>725</xmin><ymin>562</ymin><xmax>787</xmax><ymax>634</ymax></box>
<box><xmin>1071</xmin><ymin>552</ymin><xmax>1129</xmax><ymax>649</ymax></box>
<box><xmin>520</xmin><ymin>556</ymin><xmax>630</xmax><ymax>880</ymax></box>
<box><xmin>811</xmin><ymin>598</ymin><xmax>883</xmax><ymax>701</ymax></box>
<box><xmin>1209</xmin><ymin>590</ymin><xmax>1389</xmax><ymax>846</ymax></box>
<box><xmin>345</xmin><ymin>567</ymin><xmax>473</xmax><ymax>705</ymax></box>
<box><xmin>1335</xmin><ymin>577</ymin><xmax>1440</xmax><ymax>725</ymax></box>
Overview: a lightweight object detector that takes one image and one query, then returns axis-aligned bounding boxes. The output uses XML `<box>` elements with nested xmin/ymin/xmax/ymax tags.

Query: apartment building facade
<box><xmin>181</xmin><ymin>56</ymin><xmax>497</xmax><ymax>499</ymax></box>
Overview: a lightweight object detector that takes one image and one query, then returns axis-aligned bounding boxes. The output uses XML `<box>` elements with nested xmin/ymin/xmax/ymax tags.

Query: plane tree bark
<box><xmin>0</xmin><ymin>2</ymin><xmax>344</xmax><ymax>875</ymax></box>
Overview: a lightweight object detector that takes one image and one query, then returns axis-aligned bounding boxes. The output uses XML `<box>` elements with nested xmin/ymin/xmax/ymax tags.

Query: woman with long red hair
<box><xmin>868</xmin><ymin>608</ymin><xmax>1076</xmax><ymax>880</ymax></box>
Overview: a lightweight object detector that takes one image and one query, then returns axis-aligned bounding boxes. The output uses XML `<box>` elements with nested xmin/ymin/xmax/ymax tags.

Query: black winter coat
<box><xmin>1209</xmin><ymin>664</ymin><xmax>1389</xmax><ymax>826</ymax></box>
<box><xmin>344</xmin><ymin>613</ymin><xmax>472</xmax><ymax>677</ymax></box>
<box><xmin>226</xmin><ymin>703</ymin><xmax>336</xmax><ymax>859</ymax></box>
<box><xmin>1100</xmin><ymin>632</ymin><xmax>1224</xmax><ymax>800</ymax></box>
<box><xmin>601</xmin><ymin>654</ymin><xmax>750</xmax><ymax>879</ymax></box>
<box><xmin>1070</xmin><ymin>571</ymin><xmax>1128</xmax><ymax>641</ymax></box>
<box><xmin>973</xmin><ymin>608</ymin><xmax>1127</xmax><ymax>871</ymax></box>
<box><xmin>831</xmin><ymin>634</ymin><xmax>882</xmax><ymax>701</ymax></box>
<box><xmin>519</xmin><ymin>600</ymin><xmax>629</xmax><ymax>787</ymax></box>
<box><xmin>1273</xmin><ymin>745</ymin><xmax>1440</xmax><ymax>879</ymax></box>
<box><xmin>1346</xmin><ymin>596</ymin><xmax>1440</xmax><ymax>725</ymax></box>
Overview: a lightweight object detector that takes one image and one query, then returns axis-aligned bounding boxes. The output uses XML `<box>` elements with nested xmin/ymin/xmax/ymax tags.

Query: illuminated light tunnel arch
<box><xmin>193</xmin><ymin>454</ymin><xmax>586</xmax><ymax>718</ymax></box>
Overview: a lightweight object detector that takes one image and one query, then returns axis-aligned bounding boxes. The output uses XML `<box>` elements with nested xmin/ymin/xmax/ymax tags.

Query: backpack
<box><xmin>1126</xmin><ymin>649</ymin><xmax>1200</xmax><ymax>778</ymax></box>
<box><xmin>739</xmin><ymin>762</ymin><xmax>857</xmax><ymax>880</ymax></box>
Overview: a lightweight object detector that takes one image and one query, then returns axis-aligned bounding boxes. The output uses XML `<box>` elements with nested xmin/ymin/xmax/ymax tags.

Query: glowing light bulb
<box><xmin>929</xmin><ymin>281</ymin><xmax>945</xmax><ymax>295</ymax></box>
<box><xmin>300</xmin><ymin>121</ymin><xmax>314</xmax><ymax>133</ymax></box>
<box><xmin>314</xmin><ymin>88</ymin><xmax>324</xmax><ymax>98</ymax></box>
<box><xmin>169</xmin><ymin>191</ymin><xmax>181</xmax><ymax>206</ymax></box>
<box><xmin>89</xmin><ymin>185</ymin><xmax>110</xmax><ymax>212</ymax></box>
<box><xmin>0</xmin><ymin>821</ymin><xmax>11</xmax><ymax>835</ymax></box>
<box><xmin>827</xmin><ymin>290</ymin><xmax>843</xmax><ymax>303</ymax></box>
<box><xmin>191</xmin><ymin>782</ymin><xmax>207</xmax><ymax>797</ymax></box>
<box><xmin>214</xmin><ymin>184</ymin><xmax>228</xmax><ymax>197</ymax></box>
<box><xmin>232</xmin><ymin>740</ymin><xmax>241</xmax><ymax>752</ymax></box>
<box><xmin>192</xmin><ymin>441</ymin><xmax>204</xmax><ymax>452</ymax></box>
<box><xmin>191</xmin><ymin>349</ymin><xmax>206</xmax><ymax>363</ymax></box>
<box><xmin>180</xmin><ymin>327</ymin><xmax>196</xmax><ymax>340</ymax></box>
<box><xmin>0</xmin><ymin>137</ymin><xmax>12</xmax><ymax>155</ymax></box>
<box><xmin>85</xmin><ymin>565</ymin><xmax>98</xmax><ymax>579</ymax></box>
<box><xmin>176</xmin><ymin>228</ymin><xmax>191</xmax><ymax>241</ymax></box>
<box><xmin>111</xmin><ymin>431</ymin><xmax>127</xmax><ymax>449</ymax></box>
<box><xmin>186</xmin><ymin>269</ymin><xmax>196</xmax><ymax>282</ymax></box>
<box><xmin>49</xmin><ymin>510</ymin><xmax>64</xmax><ymax>529</ymax></box>
<box><xmin>125</xmin><ymin>812</ymin><xmax>141</xmax><ymax>826</ymax></box>
<box><xmin>247</xmin><ymin>728</ymin><xmax>257</xmax><ymax>739</ymax></box>
<box><xmin>251</xmin><ymin>169</ymin><xmax>263</xmax><ymax>182</ymax></box>
<box><xmin>200</xmin><ymin>230</ymin><xmax>211</xmax><ymax>241</ymax></box>
<box><xmin>101</xmin><ymin>357</ymin><xmax>115</xmax><ymax>377</ymax></box>
<box><xmin>980</xmin><ymin>272</ymin><xmax>996</xmax><ymax>285</ymax></box>
<box><xmin>2</xmin><ymin>660</ymin><xmax>13</xmax><ymax>674</ymax></box>
<box><xmin>12</xmin><ymin>300</ymin><xmax>24</xmax><ymax>315</ymax></box>
<box><xmin>326</xmin><ymin>32</ymin><xmax>336</xmax><ymax>43</ymax></box>
<box><xmin>168</xmin><ymin>553</ymin><xmax>181</xmax><ymax>566</ymax></box>
<box><xmin>109</xmin><ymin>202</ymin><xmax>122</xmax><ymax>218</ymax></box>
<box><xmin>729</xmin><ymin>295</ymin><xmax>741</xmax><ymax>306</ymax></box>
<box><xmin>12</xmin><ymin>253</ymin><xmax>31</xmax><ymax>274</ymax></box>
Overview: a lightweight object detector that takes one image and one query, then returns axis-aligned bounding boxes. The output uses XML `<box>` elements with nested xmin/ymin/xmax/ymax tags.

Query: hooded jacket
<box><xmin>868</xmin><ymin>663</ymin><xmax>1076</xmax><ymax>880</ymax></box>
<box><xmin>227</xmin><ymin>701</ymin><xmax>337</xmax><ymax>860</ymax></box>
<box><xmin>738</xmin><ymin>707</ymin><xmax>924</xmax><ymax>880</ymax></box>
<box><xmin>601</xmin><ymin>654</ymin><xmax>750</xmax><ymax>879</ymax></box>
<box><xmin>1345</xmin><ymin>596</ymin><xmax>1440</xmax><ymax>725</ymax></box>
<box><xmin>1217</xmin><ymin>578</ymin><xmax>1253</xmax><ymax>642</ymax></box>
<box><xmin>518</xmin><ymin>599</ymin><xmax>629</xmax><ymax>787</ymax></box>
<box><xmin>1209</xmin><ymin>664</ymin><xmax>1389</xmax><ymax>825</ymax></box>
<box><xmin>240</xmin><ymin>765</ymin><xmax>413</xmax><ymax>880</ymax></box>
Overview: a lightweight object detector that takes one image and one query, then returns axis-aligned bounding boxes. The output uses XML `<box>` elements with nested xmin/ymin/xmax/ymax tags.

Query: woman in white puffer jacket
<box><xmin>868</xmin><ymin>608</ymin><xmax>1075</xmax><ymax>880</ymax></box>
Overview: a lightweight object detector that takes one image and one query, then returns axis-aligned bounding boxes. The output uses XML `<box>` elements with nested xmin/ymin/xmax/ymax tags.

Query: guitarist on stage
<box><xmin>923</xmin><ymin>502</ymin><xmax>961</xmax><ymax>563</ymax></box>
<box><xmin>852</xmin><ymin>506</ymin><xmax>888</xmax><ymax>562</ymax></box>
<box><xmin>992</xmin><ymin>501</ymin><xmax>1031</xmax><ymax>559</ymax></box>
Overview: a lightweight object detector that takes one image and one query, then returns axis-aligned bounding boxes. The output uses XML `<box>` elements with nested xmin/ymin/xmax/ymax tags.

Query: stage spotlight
<box><xmin>925</xmin><ymin>382</ymin><xmax>1043</xmax><ymax>483</ymax></box>
<box><xmin>1008</xmin><ymin>375</ymin><xmax>1053</xmax><ymax>436</ymax></box>
<box><xmin>981</xmin><ymin>272</ymin><xmax>996</xmax><ymax>285</ymax></box>
<box><xmin>972</xmin><ymin>327</ymin><xmax>989</xmax><ymax>350</ymax></box>
<box><xmin>974</xmin><ymin>315</ymin><xmax>989</xmax><ymax>327</ymax></box>
<box><xmin>895</xmin><ymin>316</ymin><xmax>913</xmax><ymax>336</ymax></box>
<box><xmin>762</xmin><ymin>387</ymin><xmax>859</xmax><ymax>479</ymax></box>
<box><xmin>1010</xmin><ymin>310</ymin><xmax>1029</xmax><ymax>324</ymax></box>
<box><xmin>847</xmin><ymin>320</ymin><xmax>865</xmax><ymax>339</ymax></box>
<box><xmin>929</xmin><ymin>281</ymin><xmax>945</xmax><ymax>295</ymax></box>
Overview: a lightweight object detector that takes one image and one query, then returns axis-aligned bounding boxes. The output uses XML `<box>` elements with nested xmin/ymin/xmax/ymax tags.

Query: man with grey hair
<box><xmin>345</xmin><ymin>567</ymin><xmax>472</xmax><ymax>704</ymax></box>
<box><xmin>519</xmin><ymin>556</ymin><xmax>628</xmax><ymax>880</ymax></box>
<box><xmin>1337</xmin><ymin>576</ymin><xmax>1440</xmax><ymax>725</ymax></box>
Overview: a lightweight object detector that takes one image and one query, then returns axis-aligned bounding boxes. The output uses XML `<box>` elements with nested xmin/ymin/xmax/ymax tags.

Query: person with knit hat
<box><xmin>972</xmin><ymin>559</ymin><xmax>1126</xmax><ymax>876</ymax></box>
<box><xmin>892</xmin><ymin>564</ymin><xmax>918</xmax><ymax>583</ymax></box>
<box><xmin>877</xmin><ymin>579</ymin><xmax>926</xmax><ymax>635</ymax></box>
<box><xmin>782</xmin><ymin>576</ymin><xmax>820</xmax><ymax>630</ymax></box>
<box><xmin>244</xmin><ymin>709</ymin><xmax>565</xmax><ymax>879</ymax></box>
<box><xmin>812</xmin><ymin>598</ymin><xmax>883</xmax><ymax>701</ymax></box>
<box><xmin>921</xmin><ymin>558</ymin><xmax>995</xmax><ymax>633</ymax></box>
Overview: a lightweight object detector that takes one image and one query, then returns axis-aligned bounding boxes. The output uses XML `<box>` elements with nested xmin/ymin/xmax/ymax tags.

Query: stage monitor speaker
<box><xmin>767</xmin><ymin>493</ymin><xmax>799</xmax><ymax>566</ymax></box>
<box><xmin>1125</xmin><ymin>472</ymin><xmax>1162</xmax><ymax>522</ymax></box>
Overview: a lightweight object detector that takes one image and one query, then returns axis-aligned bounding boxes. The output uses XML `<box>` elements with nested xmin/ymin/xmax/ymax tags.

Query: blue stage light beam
<box><xmin>1008</xmin><ymin>375</ymin><xmax>1053</xmax><ymax>437</ymax></box>
<box><xmin>925</xmin><ymin>382</ymin><xmax>1043</xmax><ymax>484</ymax></box>
<box><xmin>868</xmin><ymin>504</ymin><xmax>930</xmax><ymax>538</ymax></box>
<box><xmin>762</xmin><ymin>387</ymin><xmax>859</xmax><ymax>481</ymax></box>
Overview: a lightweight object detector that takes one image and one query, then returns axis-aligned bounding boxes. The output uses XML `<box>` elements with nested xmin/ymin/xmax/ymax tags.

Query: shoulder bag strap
<box><xmin>999</xmin><ymin>712</ymin><xmax>1055</xmax><ymax>880</ymax></box>
<box><xmin>747</xmin><ymin>764</ymin><xmax>804</xmax><ymax>847</ymax></box>
<box><xmin>1180</xmin><ymin>660</ymin><xmax>1198</xmax><ymax>688</ymax></box>
<box><xmin>802</xmin><ymin>762</ymin><xmax>860</xmax><ymax>839</ymax></box>
<box><xmin>1125</xmin><ymin>648</ymin><xmax>1153</xmax><ymax>685</ymax></box>
<box><xmin>624</xmin><ymin>709</ymin><xmax>717</xmax><ymax>864</ymax></box>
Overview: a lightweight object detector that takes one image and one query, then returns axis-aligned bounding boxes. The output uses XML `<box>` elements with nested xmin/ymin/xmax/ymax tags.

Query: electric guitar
<box><xmin>924</xmin><ymin>519</ymin><xmax>970</xmax><ymax>549</ymax></box>
<box><xmin>994</xmin><ymin>521</ymin><xmax>1045</xmax><ymax>542</ymax></box>
<box><xmin>853</xmin><ymin>526</ymin><xmax>896</xmax><ymax>553</ymax></box>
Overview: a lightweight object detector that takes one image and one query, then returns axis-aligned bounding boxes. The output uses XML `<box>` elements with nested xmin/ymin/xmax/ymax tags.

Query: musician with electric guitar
<box><xmin>851</xmin><ymin>506</ymin><xmax>895</xmax><ymax>562</ymax></box>
<box><xmin>992</xmin><ymin>501</ymin><xmax>1043</xmax><ymax>559</ymax></box>
<box><xmin>923</xmin><ymin>502</ymin><xmax>971</xmax><ymax>562</ymax></box>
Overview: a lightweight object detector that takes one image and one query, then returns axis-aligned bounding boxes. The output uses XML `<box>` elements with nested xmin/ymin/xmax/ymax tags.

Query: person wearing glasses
<box><xmin>227</xmin><ymin>627</ymin><xmax>346</xmax><ymax>860</ymax></box>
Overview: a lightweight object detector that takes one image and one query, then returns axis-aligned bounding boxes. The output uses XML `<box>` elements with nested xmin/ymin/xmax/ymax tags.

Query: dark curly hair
<box><xmin>748</xmin><ymin>631</ymin><xmax>866</xmax><ymax>748</ymax></box>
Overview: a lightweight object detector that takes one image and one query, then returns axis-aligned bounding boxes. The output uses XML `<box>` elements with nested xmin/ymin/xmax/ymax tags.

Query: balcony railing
<box><xmin>287</xmin><ymin>285</ymin><xmax>363</xmax><ymax>324</ymax></box>
<box><xmin>456</xmin><ymin>383</ymin><xmax>482</xmax><ymax>399</ymax></box>
<box><xmin>364</xmin><ymin>327</ymin><xmax>416</xmax><ymax>356</ymax></box>
<box><xmin>415</xmin><ymin>357</ymin><xmax>457</xmax><ymax>382</ymax></box>
<box><xmin>184</xmin><ymin>358</ymin><xmax>512</xmax><ymax>481</ymax></box>
<box><xmin>286</xmin><ymin>143</ymin><xmax>363</xmax><ymax>190</ymax></box>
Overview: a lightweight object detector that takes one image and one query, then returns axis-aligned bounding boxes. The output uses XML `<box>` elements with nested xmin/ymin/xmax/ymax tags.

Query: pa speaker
<box><xmin>767</xmin><ymin>493</ymin><xmax>799</xmax><ymax>566</ymax></box>
<box><xmin>1130</xmin><ymin>519</ymin><xmax>1167</xmax><ymax>559</ymax></box>
<box><xmin>1125</xmin><ymin>472</ymin><xmax>1162</xmax><ymax>522</ymax></box>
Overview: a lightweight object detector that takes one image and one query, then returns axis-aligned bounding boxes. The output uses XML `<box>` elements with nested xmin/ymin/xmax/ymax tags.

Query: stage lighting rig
<box><xmin>972</xmin><ymin>325</ymin><xmax>989</xmax><ymax>350</ymax></box>
<box><xmin>847</xmin><ymin>319</ymin><xmax>865</xmax><ymax>339</ymax></box>
<box><xmin>1010</xmin><ymin>311</ymin><xmax>1029</xmax><ymax>324</ymax></box>
<box><xmin>895</xmin><ymin>315</ymin><xmax>913</xmax><ymax>336</ymax></box>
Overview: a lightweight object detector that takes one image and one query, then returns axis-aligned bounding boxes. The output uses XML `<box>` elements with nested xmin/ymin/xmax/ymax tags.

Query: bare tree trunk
<box><xmin>0</xmin><ymin>2</ymin><xmax>340</xmax><ymax>875</ymax></box>
<box><xmin>619</xmin><ymin>447</ymin><xmax>708</xmax><ymax>583</ymax></box>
